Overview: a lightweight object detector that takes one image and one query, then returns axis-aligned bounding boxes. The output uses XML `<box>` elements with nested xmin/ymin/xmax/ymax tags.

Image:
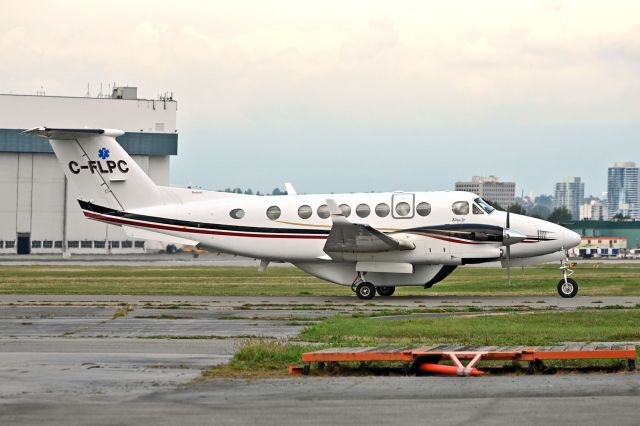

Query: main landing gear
<box><xmin>351</xmin><ymin>274</ymin><xmax>396</xmax><ymax>300</ymax></box>
<box><xmin>352</xmin><ymin>283</ymin><xmax>396</xmax><ymax>300</ymax></box>
<box><xmin>557</xmin><ymin>257</ymin><xmax>578</xmax><ymax>298</ymax></box>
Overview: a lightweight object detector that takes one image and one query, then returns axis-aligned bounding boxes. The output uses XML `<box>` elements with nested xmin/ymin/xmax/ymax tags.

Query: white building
<box><xmin>455</xmin><ymin>176</ymin><xmax>516</xmax><ymax>208</ymax></box>
<box><xmin>0</xmin><ymin>87</ymin><xmax>178</xmax><ymax>254</ymax></box>
<box><xmin>579</xmin><ymin>199</ymin><xmax>608</xmax><ymax>221</ymax></box>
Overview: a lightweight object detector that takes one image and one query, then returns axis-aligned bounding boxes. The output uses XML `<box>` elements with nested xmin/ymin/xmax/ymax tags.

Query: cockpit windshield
<box><xmin>474</xmin><ymin>197</ymin><xmax>495</xmax><ymax>214</ymax></box>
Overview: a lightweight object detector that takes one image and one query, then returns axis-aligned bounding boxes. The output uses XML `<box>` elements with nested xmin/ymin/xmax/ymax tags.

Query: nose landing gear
<box><xmin>557</xmin><ymin>257</ymin><xmax>578</xmax><ymax>298</ymax></box>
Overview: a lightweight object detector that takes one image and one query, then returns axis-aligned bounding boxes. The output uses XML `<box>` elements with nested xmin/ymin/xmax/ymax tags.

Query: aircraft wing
<box><xmin>323</xmin><ymin>199</ymin><xmax>414</xmax><ymax>259</ymax></box>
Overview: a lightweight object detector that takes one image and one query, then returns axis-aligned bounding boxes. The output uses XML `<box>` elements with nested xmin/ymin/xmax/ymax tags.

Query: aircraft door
<box><xmin>391</xmin><ymin>193</ymin><xmax>415</xmax><ymax>219</ymax></box>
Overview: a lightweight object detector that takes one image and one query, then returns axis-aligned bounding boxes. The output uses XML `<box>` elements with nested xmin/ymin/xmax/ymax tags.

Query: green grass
<box><xmin>209</xmin><ymin>309</ymin><xmax>640</xmax><ymax>376</ymax></box>
<box><xmin>203</xmin><ymin>340</ymin><xmax>323</xmax><ymax>378</ymax></box>
<box><xmin>1</xmin><ymin>263</ymin><xmax>640</xmax><ymax>296</ymax></box>
<box><xmin>299</xmin><ymin>309</ymin><xmax>640</xmax><ymax>346</ymax></box>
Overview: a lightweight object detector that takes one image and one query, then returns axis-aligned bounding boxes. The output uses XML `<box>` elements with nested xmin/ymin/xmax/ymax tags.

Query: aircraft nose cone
<box><xmin>563</xmin><ymin>229</ymin><xmax>581</xmax><ymax>249</ymax></box>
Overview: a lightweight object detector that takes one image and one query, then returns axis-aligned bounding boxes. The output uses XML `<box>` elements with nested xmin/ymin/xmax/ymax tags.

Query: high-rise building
<box><xmin>455</xmin><ymin>176</ymin><xmax>515</xmax><ymax>208</ymax></box>
<box><xmin>554</xmin><ymin>177</ymin><xmax>584</xmax><ymax>220</ymax></box>
<box><xmin>607</xmin><ymin>161</ymin><xmax>639</xmax><ymax>219</ymax></box>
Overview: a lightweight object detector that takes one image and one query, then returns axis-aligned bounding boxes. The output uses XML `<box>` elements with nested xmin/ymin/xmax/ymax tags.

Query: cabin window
<box><xmin>109</xmin><ymin>241</ymin><xmax>120</xmax><ymax>249</ymax></box>
<box><xmin>452</xmin><ymin>201</ymin><xmax>469</xmax><ymax>215</ymax></box>
<box><xmin>375</xmin><ymin>203</ymin><xmax>390</xmax><ymax>217</ymax></box>
<box><xmin>122</xmin><ymin>240</ymin><xmax>133</xmax><ymax>248</ymax></box>
<box><xmin>32</xmin><ymin>240</ymin><xmax>42</xmax><ymax>249</ymax></box>
<box><xmin>298</xmin><ymin>205</ymin><xmax>313</xmax><ymax>219</ymax></box>
<box><xmin>395</xmin><ymin>202</ymin><xmax>411</xmax><ymax>217</ymax></box>
<box><xmin>339</xmin><ymin>204</ymin><xmax>351</xmax><ymax>217</ymax></box>
<box><xmin>43</xmin><ymin>241</ymin><xmax>53</xmax><ymax>249</ymax></box>
<box><xmin>356</xmin><ymin>203</ymin><xmax>370</xmax><ymax>218</ymax></box>
<box><xmin>317</xmin><ymin>204</ymin><xmax>330</xmax><ymax>219</ymax></box>
<box><xmin>266</xmin><ymin>206</ymin><xmax>281</xmax><ymax>220</ymax></box>
<box><xmin>229</xmin><ymin>208</ymin><xmax>245</xmax><ymax>219</ymax></box>
<box><xmin>416</xmin><ymin>202</ymin><xmax>431</xmax><ymax>217</ymax></box>
<box><xmin>472</xmin><ymin>204</ymin><xmax>484</xmax><ymax>215</ymax></box>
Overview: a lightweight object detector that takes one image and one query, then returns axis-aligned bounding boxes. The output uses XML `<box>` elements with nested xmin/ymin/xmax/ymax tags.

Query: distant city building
<box><xmin>607</xmin><ymin>161</ymin><xmax>639</xmax><ymax>219</ymax></box>
<box><xmin>554</xmin><ymin>177</ymin><xmax>584</xmax><ymax>220</ymax></box>
<box><xmin>455</xmin><ymin>176</ymin><xmax>515</xmax><ymax>208</ymax></box>
<box><xmin>579</xmin><ymin>199</ymin><xmax>608</xmax><ymax>221</ymax></box>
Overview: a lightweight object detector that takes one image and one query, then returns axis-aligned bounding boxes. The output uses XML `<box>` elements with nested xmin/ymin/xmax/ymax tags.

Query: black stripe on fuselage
<box><xmin>78</xmin><ymin>200</ymin><xmax>331</xmax><ymax>235</ymax></box>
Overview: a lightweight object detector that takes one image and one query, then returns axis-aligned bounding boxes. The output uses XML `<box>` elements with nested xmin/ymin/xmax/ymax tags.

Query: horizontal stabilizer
<box><xmin>23</xmin><ymin>127</ymin><xmax>124</xmax><ymax>139</ymax></box>
<box><xmin>122</xmin><ymin>226</ymin><xmax>199</xmax><ymax>247</ymax></box>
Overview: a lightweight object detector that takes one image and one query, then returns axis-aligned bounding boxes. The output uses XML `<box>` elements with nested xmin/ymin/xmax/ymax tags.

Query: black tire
<box><xmin>376</xmin><ymin>286</ymin><xmax>396</xmax><ymax>297</ymax></box>
<box><xmin>355</xmin><ymin>282</ymin><xmax>376</xmax><ymax>300</ymax></box>
<box><xmin>557</xmin><ymin>278</ymin><xmax>578</xmax><ymax>298</ymax></box>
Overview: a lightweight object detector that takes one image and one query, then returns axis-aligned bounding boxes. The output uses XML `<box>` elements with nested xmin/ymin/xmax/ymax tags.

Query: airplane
<box><xmin>25</xmin><ymin>127</ymin><xmax>582</xmax><ymax>300</ymax></box>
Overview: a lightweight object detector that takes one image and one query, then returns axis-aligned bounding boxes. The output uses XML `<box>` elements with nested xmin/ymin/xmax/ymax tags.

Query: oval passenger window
<box><xmin>229</xmin><ymin>208</ymin><xmax>245</xmax><ymax>219</ymax></box>
<box><xmin>356</xmin><ymin>203</ymin><xmax>370</xmax><ymax>218</ymax></box>
<box><xmin>375</xmin><ymin>203</ymin><xmax>390</xmax><ymax>217</ymax></box>
<box><xmin>266</xmin><ymin>206</ymin><xmax>281</xmax><ymax>220</ymax></box>
<box><xmin>298</xmin><ymin>205</ymin><xmax>312</xmax><ymax>219</ymax></box>
<box><xmin>317</xmin><ymin>204</ymin><xmax>330</xmax><ymax>219</ymax></box>
<box><xmin>339</xmin><ymin>204</ymin><xmax>351</xmax><ymax>217</ymax></box>
<box><xmin>416</xmin><ymin>202</ymin><xmax>431</xmax><ymax>217</ymax></box>
<box><xmin>395</xmin><ymin>202</ymin><xmax>411</xmax><ymax>216</ymax></box>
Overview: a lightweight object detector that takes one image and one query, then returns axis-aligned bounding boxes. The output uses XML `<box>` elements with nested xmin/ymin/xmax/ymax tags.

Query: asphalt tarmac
<box><xmin>1</xmin><ymin>295</ymin><xmax>639</xmax><ymax>425</ymax></box>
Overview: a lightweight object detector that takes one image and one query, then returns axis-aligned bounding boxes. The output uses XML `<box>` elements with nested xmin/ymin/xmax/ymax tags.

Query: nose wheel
<box><xmin>558</xmin><ymin>257</ymin><xmax>578</xmax><ymax>298</ymax></box>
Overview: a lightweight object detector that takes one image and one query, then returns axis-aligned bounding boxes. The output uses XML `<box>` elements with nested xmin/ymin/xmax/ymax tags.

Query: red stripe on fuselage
<box><xmin>83</xmin><ymin>211</ymin><xmax>328</xmax><ymax>240</ymax></box>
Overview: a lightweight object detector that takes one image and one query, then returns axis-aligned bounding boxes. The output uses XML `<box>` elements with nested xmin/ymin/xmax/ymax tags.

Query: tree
<box><xmin>507</xmin><ymin>203</ymin><xmax>526</xmax><ymax>215</ymax></box>
<box><xmin>271</xmin><ymin>188</ymin><xmax>285</xmax><ymax>196</ymax></box>
<box><xmin>547</xmin><ymin>206</ymin><xmax>573</xmax><ymax>223</ymax></box>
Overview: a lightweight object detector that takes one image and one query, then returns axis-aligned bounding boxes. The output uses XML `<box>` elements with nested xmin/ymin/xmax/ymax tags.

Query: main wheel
<box><xmin>376</xmin><ymin>286</ymin><xmax>396</xmax><ymax>297</ymax></box>
<box><xmin>355</xmin><ymin>282</ymin><xmax>376</xmax><ymax>300</ymax></box>
<box><xmin>557</xmin><ymin>278</ymin><xmax>578</xmax><ymax>298</ymax></box>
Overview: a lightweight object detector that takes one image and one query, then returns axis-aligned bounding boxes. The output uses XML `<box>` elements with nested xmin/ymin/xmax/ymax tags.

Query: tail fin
<box><xmin>25</xmin><ymin>127</ymin><xmax>162</xmax><ymax>211</ymax></box>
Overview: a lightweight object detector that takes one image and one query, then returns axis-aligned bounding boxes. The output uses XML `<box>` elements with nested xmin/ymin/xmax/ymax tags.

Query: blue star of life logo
<box><xmin>98</xmin><ymin>147</ymin><xmax>110</xmax><ymax>160</ymax></box>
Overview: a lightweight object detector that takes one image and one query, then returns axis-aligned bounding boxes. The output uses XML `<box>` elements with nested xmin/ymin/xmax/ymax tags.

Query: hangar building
<box><xmin>0</xmin><ymin>87</ymin><xmax>178</xmax><ymax>254</ymax></box>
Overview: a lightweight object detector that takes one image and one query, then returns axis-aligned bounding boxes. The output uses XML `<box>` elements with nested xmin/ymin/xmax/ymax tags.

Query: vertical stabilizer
<box><xmin>24</xmin><ymin>127</ymin><xmax>162</xmax><ymax>210</ymax></box>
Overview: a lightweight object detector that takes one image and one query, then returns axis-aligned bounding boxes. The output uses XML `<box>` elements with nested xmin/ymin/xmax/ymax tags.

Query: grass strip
<box><xmin>1</xmin><ymin>264</ymin><xmax>640</xmax><ymax>296</ymax></box>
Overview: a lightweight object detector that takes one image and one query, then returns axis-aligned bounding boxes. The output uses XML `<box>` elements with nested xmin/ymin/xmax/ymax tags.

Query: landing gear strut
<box><xmin>557</xmin><ymin>257</ymin><xmax>578</xmax><ymax>298</ymax></box>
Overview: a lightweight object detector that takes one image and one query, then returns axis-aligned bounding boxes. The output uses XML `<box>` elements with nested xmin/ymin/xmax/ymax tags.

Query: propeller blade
<box><xmin>506</xmin><ymin>245</ymin><xmax>511</xmax><ymax>285</ymax></box>
<box><xmin>506</xmin><ymin>209</ymin><xmax>510</xmax><ymax>229</ymax></box>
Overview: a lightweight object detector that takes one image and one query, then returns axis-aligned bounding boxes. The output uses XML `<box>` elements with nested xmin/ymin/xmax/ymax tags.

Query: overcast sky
<box><xmin>2</xmin><ymin>0</ymin><xmax>640</xmax><ymax>197</ymax></box>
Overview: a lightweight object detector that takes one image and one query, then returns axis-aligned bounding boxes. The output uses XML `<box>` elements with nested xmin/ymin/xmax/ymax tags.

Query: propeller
<box><xmin>502</xmin><ymin>209</ymin><xmax>527</xmax><ymax>285</ymax></box>
<box><xmin>506</xmin><ymin>210</ymin><xmax>511</xmax><ymax>285</ymax></box>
